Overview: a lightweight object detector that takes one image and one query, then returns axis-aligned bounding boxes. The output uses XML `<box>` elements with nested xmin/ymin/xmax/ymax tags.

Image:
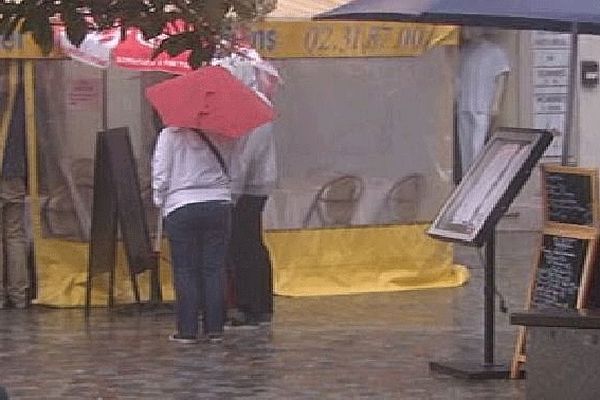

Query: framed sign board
<box><xmin>511</xmin><ymin>227</ymin><xmax>598</xmax><ymax>378</ymax></box>
<box><xmin>542</xmin><ymin>165</ymin><xmax>599</xmax><ymax>231</ymax></box>
<box><xmin>428</xmin><ymin>127</ymin><xmax>553</xmax><ymax>246</ymax></box>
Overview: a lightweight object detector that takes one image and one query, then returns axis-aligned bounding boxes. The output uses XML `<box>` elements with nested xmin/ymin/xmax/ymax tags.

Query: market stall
<box><xmin>2</xmin><ymin>1</ymin><xmax>469</xmax><ymax>306</ymax></box>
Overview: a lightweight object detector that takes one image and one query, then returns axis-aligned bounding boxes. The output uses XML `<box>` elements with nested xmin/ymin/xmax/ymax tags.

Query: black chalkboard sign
<box><xmin>87</xmin><ymin>127</ymin><xmax>158</xmax><ymax>309</ymax></box>
<box><xmin>512</xmin><ymin>225</ymin><xmax>598</xmax><ymax>378</ymax></box>
<box><xmin>89</xmin><ymin>128</ymin><xmax>156</xmax><ymax>276</ymax></box>
<box><xmin>88</xmin><ymin>131</ymin><xmax>117</xmax><ymax>276</ymax></box>
<box><xmin>531</xmin><ymin>230</ymin><xmax>596</xmax><ymax>309</ymax></box>
<box><xmin>543</xmin><ymin>165</ymin><xmax>598</xmax><ymax>229</ymax></box>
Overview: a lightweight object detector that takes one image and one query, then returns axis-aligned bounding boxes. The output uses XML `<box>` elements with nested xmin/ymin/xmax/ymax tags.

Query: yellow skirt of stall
<box><xmin>33</xmin><ymin>224</ymin><xmax>468</xmax><ymax>306</ymax></box>
<box><xmin>269</xmin><ymin>224</ymin><xmax>468</xmax><ymax>297</ymax></box>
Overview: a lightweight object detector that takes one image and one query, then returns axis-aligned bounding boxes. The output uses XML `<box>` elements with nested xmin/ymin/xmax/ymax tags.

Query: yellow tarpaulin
<box><xmin>270</xmin><ymin>224</ymin><xmax>468</xmax><ymax>297</ymax></box>
<box><xmin>33</xmin><ymin>224</ymin><xmax>468</xmax><ymax>306</ymax></box>
<box><xmin>34</xmin><ymin>239</ymin><xmax>175</xmax><ymax>307</ymax></box>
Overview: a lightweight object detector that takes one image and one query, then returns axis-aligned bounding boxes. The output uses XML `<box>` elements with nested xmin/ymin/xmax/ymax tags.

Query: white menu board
<box><xmin>428</xmin><ymin>128</ymin><xmax>553</xmax><ymax>245</ymax></box>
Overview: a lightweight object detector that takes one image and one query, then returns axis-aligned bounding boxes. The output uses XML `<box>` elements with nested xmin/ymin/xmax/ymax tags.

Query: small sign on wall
<box><xmin>67</xmin><ymin>78</ymin><xmax>101</xmax><ymax>111</ymax></box>
<box><xmin>531</xmin><ymin>31</ymin><xmax>570</xmax><ymax>159</ymax></box>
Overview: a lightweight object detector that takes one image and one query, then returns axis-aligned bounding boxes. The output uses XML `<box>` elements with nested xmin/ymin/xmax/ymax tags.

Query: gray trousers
<box><xmin>457</xmin><ymin>110</ymin><xmax>491</xmax><ymax>173</ymax></box>
<box><xmin>0</xmin><ymin>176</ymin><xmax>28</xmax><ymax>305</ymax></box>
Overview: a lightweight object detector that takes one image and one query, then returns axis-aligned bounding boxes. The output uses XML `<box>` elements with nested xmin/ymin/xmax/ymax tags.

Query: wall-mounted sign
<box><xmin>531</xmin><ymin>31</ymin><xmax>570</xmax><ymax>157</ymax></box>
<box><xmin>251</xmin><ymin>21</ymin><xmax>458</xmax><ymax>59</ymax></box>
<box><xmin>534</xmin><ymin>67</ymin><xmax>568</xmax><ymax>87</ymax></box>
<box><xmin>67</xmin><ymin>78</ymin><xmax>101</xmax><ymax>111</ymax></box>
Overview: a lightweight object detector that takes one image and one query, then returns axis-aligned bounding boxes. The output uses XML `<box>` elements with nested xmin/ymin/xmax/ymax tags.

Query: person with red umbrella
<box><xmin>148</xmin><ymin>66</ymin><xmax>274</xmax><ymax>343</ymax></box>
<box><xmin>153</xmin><ymin>126</ymin><xmax>234</xmax><ymax>344</ymax></box>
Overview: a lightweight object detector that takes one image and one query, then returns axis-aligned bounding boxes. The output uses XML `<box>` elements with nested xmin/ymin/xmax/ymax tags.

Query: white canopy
<box><xmin>268</xmin><ymin>0</ymin><xmax>350</xmax><ymax>19</ymax></box>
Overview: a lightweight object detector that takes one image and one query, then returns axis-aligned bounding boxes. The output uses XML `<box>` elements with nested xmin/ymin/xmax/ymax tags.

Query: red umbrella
<box><xmin>145</xmin><ymin>66</ymin><xmax>275</xmax><ymax>137</ymax></box>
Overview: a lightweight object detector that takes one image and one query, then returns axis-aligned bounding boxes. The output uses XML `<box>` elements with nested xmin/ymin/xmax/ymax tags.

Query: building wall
<box><xmin>506</xmin><ymin>32</ymin><xmax>600</xmax><ymax>231</ymax></box>
<box><xmin>577</xmin><ymin>35</ymin><xmax>600</xmax><ymax>169</ymax></box>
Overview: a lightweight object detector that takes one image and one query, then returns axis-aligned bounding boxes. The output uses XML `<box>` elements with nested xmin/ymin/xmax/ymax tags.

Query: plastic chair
<box><xmin>303</xmin><ymin>175</ymin><xmax>364</xmax><ymax>228</ymax></box>
<box><xmin>386</xmin><ymin>174</ymin><xmax>424</xmax><ymax>224</ymax></box>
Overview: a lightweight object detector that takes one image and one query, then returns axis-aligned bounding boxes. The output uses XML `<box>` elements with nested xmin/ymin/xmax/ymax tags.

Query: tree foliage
<box><xmin>0</xmin><ymin>0</ymin><xmax>276</xmax><ymax>66</ymax></box>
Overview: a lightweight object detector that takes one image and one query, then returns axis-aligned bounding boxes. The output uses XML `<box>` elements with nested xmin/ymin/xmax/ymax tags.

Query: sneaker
<box><xmin>168</xmin><ymin>333</ymin><xmax>198</xmax><ymax>344</ymax></box>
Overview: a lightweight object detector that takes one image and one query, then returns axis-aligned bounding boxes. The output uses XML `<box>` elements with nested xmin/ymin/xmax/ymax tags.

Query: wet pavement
<box><xmin>0</xmin><ymin>231</ymin><xmax>537</xmax><ymax>399</ymax></box>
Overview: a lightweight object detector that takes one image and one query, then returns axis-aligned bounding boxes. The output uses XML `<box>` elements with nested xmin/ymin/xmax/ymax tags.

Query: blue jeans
<box><xmin>165</xmin><ymin>201</ymin><xmax>232</xmax><ymax>337</ymax></box>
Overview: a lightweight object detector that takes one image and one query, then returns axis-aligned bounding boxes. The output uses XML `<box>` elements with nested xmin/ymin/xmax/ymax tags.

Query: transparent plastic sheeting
<box><xmin>28</xmin><ymin>47</ymin><xmax>463</xmax><ymax>305</ymax></box>
<box><xmin>34</xmin><ymin>61</ymin><xmax>167</xmax><ymax>242</ymax></box>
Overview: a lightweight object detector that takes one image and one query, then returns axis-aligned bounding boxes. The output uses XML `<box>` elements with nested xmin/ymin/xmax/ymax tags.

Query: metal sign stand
<box><xmin>429</xmin><ymin>229</ymin><xmax>512</xmax><ymax>379</ymax></box>
<box><xmin>427</xmin><ymin>128</ymin><xmax>553</xmax><ymax>380</ymax></box>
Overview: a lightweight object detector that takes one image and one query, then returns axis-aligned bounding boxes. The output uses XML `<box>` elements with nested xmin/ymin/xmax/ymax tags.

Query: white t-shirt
<box><xmin>457</xmin><ymin>39</ymin><xmax>510</xmax><ymax>113</ymax></box>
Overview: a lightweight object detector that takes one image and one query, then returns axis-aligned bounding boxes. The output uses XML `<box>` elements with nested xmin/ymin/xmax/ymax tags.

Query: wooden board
<box><xmin>542</xmin><ymin>165</ymin><xmax>599</xmax><ymax>231</ymax></box>
<box><xmin>583</xmin><ymin>241</ymin><xmax>600</xmax><ymax>309</ymax></box>
<box><xmin>102</xmin><ymin>128</ymin><xmax>156</xmax><ymax>276</ymax></box>
<box><xmin>88</xmin><ymin>131</ymin><xmax>117</xmax><ymax>276</ymax></box>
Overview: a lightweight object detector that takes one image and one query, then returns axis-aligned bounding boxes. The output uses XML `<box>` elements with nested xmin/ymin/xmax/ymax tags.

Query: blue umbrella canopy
<box><xmin>318</xmin><ymin>0</ymin><xmax>600</xmax><ymax>34</ymax></box>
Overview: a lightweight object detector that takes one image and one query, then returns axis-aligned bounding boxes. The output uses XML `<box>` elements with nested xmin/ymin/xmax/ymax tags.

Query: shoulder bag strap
<box><xmin>194</xmin><ymin>129</ymin><xmax>229</xmax><ymax>177</ymax></box>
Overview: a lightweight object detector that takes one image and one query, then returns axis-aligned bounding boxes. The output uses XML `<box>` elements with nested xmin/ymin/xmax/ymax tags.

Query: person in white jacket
<box><xmin>229</xmin><ymin>122</ymin><xmax>277</xmax><ymax>326</ymax></box>
<box><xmin>152</xmin><ymin>126</ymin><xmax>234</xmax><ymax>343</ymax></box>
<box><xmin>212</xmin><ymin>51</ymin><xmax>279</xmax><ymax>327</ymax></box>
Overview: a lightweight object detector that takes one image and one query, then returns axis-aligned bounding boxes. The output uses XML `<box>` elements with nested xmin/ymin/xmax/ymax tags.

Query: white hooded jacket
<box><xmin>212</xmin><ymin>54</ymin><xmax>278</xmax><ymax>197</ymax></box>
<box><xmin>152</xmin><ymin>126</ymin><xmax>234</xmax><ymax>216</ymax></box>
<box><xmin>231</xmin><ymin>122</ymin><xmax>277</xmax><ymax>196</ymax></box>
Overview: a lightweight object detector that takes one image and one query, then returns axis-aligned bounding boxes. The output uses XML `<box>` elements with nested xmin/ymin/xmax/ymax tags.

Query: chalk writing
<box><xmin>532</xmin><ymin>234</ymin><xmax>587</xmax><ymax>309</ymax></box>
<box><xmin>545</xmin><ymin>172</ymin><xmax>593</xmax><ymax>226</ymax></box>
